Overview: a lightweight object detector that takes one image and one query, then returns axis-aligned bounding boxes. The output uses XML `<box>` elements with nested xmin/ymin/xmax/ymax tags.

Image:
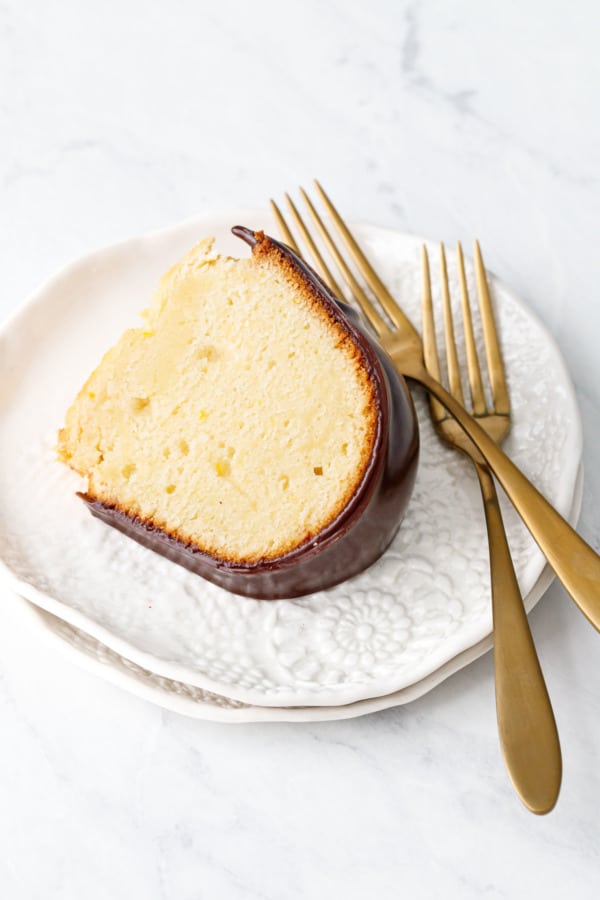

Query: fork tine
<box><xmin>440</xmin><ymin>244</ymin><xmax>465</xmax><ymax>405</ymax></box>
<box><xmin>298</xmin><ymin>187</ymin><xmax>389</xmax><ymax>337</ymax></box>
<box><xmin>269</xmin><ymin>199</ymin><xmax>300</xmax><ymax>255</ymax></box>
<box><xmin>421</xmin><ymin>246</ymin><xmax>446</xmax><ymax>421</ymax></box>
<box><xmin>474</xmin><ymin>241</ymin><xmax>510</xmax><ymax>416</ymax></box>
<box><xmin>457</xmin><ymin>242</ymin><xmax>487</xmax><ymax>415</ymax></box>
<box><xmin>421</xmin><ymin>246</ymin><xmax>441</xmax><ymax>380</ymax></box>
<box><xmin>313</xmin><ymin>179</ymin><xmax>413</xmax><ymax>331</ymax></box>
<box><xmin>282</xmin><ymin>193</ymin><xmax>344</xmax><ymax>298</ymax></box>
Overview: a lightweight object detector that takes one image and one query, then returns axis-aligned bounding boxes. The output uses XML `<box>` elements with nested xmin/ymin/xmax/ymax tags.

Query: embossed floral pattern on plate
<box><xmin>0</xmin><ymin>213</ymin><xmax>583</xmax><ymax>707</ymax></box>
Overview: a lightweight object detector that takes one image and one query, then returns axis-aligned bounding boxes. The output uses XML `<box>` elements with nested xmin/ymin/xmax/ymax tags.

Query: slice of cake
<box><xmin>58</xmin><ymin>227</ymin><xmax>418</xmax><ymax>598</ymax></box>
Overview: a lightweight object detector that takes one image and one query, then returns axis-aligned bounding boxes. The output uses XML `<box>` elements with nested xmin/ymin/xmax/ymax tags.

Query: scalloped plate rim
<box><xmin>0</xmin><ymin>211</ymin><xmax>584</xmax><ymax>708</ymax></box>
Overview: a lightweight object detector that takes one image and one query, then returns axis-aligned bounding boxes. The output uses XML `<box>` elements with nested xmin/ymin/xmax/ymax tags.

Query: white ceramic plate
<box><xmin>0</xmin><ymin>211</ymin><xmax>583</xmax><ymax>707</ymax></box>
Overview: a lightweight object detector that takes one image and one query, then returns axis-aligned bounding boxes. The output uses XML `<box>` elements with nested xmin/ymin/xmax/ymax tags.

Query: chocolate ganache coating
<box><xmin>82</xmin><ymin>227</ymin><xmax>419</xmax><ymax>599</ymax></box>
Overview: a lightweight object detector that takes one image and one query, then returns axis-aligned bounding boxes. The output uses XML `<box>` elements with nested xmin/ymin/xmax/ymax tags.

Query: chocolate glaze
<box><xmin>82</xmin><ymin>228</ymin><xmax>419</xmax><ymax>599</ymax></box>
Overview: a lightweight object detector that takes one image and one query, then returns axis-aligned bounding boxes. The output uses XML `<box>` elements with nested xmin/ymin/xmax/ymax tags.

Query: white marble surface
<box><xmin>1</xmin><ymin>0</ymin><xmax>599</xmax><ymax>896</ymax></box>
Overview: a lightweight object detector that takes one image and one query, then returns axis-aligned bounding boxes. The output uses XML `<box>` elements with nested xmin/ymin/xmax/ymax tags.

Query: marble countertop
<box><xmin>1</xmin><ymin>1</ymin><xmax>599</xmax><ymax>896</ymax></box>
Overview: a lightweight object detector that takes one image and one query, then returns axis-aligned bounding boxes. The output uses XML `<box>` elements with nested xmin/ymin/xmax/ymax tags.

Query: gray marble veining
<box><xmin>1</xmin><ymin>1</ymin><xmax>599</xmax><ymax>897</ymax></box>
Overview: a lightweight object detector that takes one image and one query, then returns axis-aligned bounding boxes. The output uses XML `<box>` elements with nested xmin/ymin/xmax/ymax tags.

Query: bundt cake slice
<box><xmin>57</xmin><ymin>227</ymin><xmax>418</xmax><ymax>598</ymax></box>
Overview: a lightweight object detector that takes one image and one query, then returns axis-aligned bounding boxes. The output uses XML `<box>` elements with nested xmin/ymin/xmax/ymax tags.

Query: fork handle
<box><xmin>474</xmin><ymin>460</ymin><xmax>561</xmax><ymax>814</ymax></box>
<box><xmin>417</xmin><ymin>370</ymin><xmax>600</xmax><ymax>631</ymax></box>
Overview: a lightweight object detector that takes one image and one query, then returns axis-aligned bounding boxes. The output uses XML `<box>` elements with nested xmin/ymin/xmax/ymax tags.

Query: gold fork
<box><xmin>269</xmin><ymin>181</ymin><xmax>600</xmax><ymax>635</ymax></box>
<box><xmin>272</xmin><ymin>189</ymin><xmax>562</xmax><ymax>811</ymax></box>
<box><xmin>421</xmin><ymin>241</ymin><xmax>560</xmax><ymax>814</ymax></box>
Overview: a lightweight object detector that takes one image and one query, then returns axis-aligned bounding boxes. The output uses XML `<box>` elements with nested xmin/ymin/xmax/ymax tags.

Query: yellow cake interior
<box><xmin>57</xmin><ymin>237</ymin><xmax>378</xmax><ymax>563</ymax></box>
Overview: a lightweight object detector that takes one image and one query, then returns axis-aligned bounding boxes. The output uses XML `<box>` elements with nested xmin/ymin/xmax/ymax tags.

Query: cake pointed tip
<box><xmin>232</xmin><ymin>225</ymin><xmax>261</xmax><ymax>247</ymax></box>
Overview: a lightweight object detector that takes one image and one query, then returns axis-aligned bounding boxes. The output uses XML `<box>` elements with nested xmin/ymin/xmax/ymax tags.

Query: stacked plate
<box><xmin>0</xmin><ymin>212</ymin><xmax>583</xmax><ymax>722</ymax></box>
